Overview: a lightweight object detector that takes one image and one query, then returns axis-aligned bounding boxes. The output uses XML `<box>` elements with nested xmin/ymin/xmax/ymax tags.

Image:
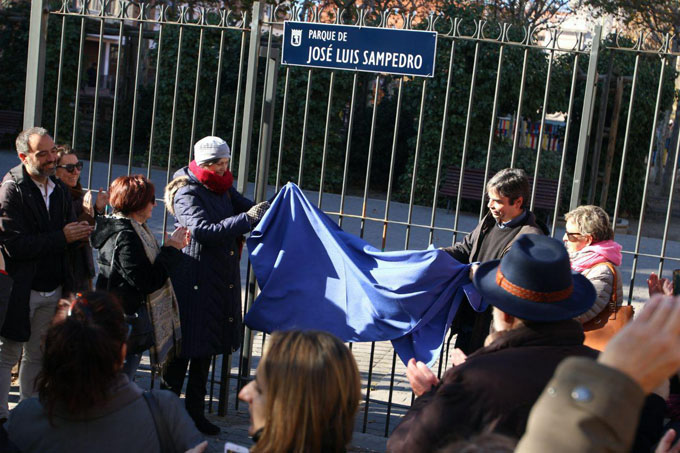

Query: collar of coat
<box><xmin>480</xmin><ymin>210</ymin><xmax>539</xmax><ymax>234</ymax></box>
<box><xmin>42</xmin><ymin>373</ymin><xmax>143</xmax><ymax>420</ymax></box>
<box><xmin>5</xmin><ymin>164</ymin><xmax>67</xmax><ymax>196</ymax></box>
<box><xmin>164</xmin><ymin>175</ymin><xmax>190</xmax><ymax>217</ymax></box>
<box><xmin>466</xmin><ymin>319</ymin><xmax>586</xmax><ymax>361</ymax></box>
<box><xmin>3</xmin><ymin>164</ymin><xmax>69</xmax><ymax>224</ymax></box>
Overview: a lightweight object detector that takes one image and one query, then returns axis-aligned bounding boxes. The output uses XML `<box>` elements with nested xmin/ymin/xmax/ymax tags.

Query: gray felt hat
<box><xmin>194</xmin><ymin>136</ymin><xmax>231</xmax><ymax>165</ymax></box>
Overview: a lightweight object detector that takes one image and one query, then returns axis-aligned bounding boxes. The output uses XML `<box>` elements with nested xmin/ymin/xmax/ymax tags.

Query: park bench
<box><xmin>439</xmin><ymin>166</ymin><xmax>560</xmax><ymax>213</ymax></box>
<box><xmin>0</xmin><ymin>110</ymin><xmax>22</xmax><ymax>147</ymax></box>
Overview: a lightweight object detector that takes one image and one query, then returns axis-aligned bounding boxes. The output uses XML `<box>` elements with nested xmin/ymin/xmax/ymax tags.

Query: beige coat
<box><xmin>516</xmin><ymin>357</ymin><xmax>645</xmax><ymax>453</ymax></box>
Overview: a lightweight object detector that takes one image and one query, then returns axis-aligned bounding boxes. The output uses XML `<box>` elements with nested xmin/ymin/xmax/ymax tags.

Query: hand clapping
<box><xmin>165</xmin><ymin>226</ymin><xmax>190</xmax><ymax>250</ymax></box>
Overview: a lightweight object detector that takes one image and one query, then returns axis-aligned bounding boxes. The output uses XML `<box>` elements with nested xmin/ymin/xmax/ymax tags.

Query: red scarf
<box><xmin>189</xmin><ymin>160</ymin><xmax>233</xmax><ymax>194</ymax></box>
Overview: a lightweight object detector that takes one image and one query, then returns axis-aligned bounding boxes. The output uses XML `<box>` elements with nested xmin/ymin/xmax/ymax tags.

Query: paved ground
<box><xmin>2</xmin><ymin>150</ymin><xmax>679</xmax><ymax>451</ymax></box>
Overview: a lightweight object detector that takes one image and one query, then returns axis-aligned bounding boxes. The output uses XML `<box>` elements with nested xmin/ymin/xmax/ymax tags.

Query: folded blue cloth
<box><xmin>245</xmin><ymin>183</ymin><xmax>483</xmax><ymax>366</ymax></box>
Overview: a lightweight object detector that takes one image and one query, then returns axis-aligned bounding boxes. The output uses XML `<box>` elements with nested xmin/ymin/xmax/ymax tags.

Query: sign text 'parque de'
<box><xmin>282</xmin><ymin>21</ymin><xmax>437</xmax><ymax>78</ymax></box>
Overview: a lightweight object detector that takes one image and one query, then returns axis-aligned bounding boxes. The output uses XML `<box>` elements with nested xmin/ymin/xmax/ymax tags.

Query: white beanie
<box><xmin>194</xmin><ymin>136</ymin><xmax>231</xmax><ymax>165</ymax></box>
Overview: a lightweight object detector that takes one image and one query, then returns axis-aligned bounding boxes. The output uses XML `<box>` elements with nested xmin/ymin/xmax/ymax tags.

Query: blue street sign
<box><xmin>282</xmin><ymin>21</ymin><xmax>437</xmax><ymax>78</ymax></box>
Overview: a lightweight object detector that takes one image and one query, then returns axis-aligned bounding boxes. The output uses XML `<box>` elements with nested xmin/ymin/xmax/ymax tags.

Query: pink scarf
<box><xmin>570</xmin><ymin>239</ymin><xmax>623</xmax><ymax>273</ymax></box>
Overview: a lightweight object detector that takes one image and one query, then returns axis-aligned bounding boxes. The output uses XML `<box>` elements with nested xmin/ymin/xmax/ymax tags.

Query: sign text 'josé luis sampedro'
<box><xmin>282</xmin><ymin>21</ymin><xmax>437</xmax><ymax>78</ymax></box>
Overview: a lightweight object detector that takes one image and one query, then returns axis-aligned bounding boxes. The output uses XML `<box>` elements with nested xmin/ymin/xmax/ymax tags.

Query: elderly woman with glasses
<box><xmin>55</xmin><ymin>145</ymin><xmax>108</xmax><ymax>290</ymax></box>
<box><xmin>563</xmin><ymin>205</ymin><xmax>623</xmax><ymax>323</ymax></box>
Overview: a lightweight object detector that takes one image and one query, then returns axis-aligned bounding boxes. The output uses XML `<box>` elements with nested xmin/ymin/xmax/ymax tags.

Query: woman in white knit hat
<box><xmin>163</xmin><ymin>136</ymin><xmax>269</xmax><ymax>435</ymax></box>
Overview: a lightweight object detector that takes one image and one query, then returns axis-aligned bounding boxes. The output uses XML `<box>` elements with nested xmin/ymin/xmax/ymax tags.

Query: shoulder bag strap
<box><xmin>143</xmin><ymin>391</ymin><xmax>176</xmax><ymax>453</ymax></box>
<box><xmin>594</xmin><ymin>261</ymin><xmax>618</xmax><ymax>316</ymax></box>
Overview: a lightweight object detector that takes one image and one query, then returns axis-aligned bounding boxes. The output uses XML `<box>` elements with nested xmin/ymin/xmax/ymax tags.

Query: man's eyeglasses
<box><xmin>564</xmin><ymin>231</ymin><xmax>584</xmax><ymax>242</ymax></box>
<box><xmin>57</xmin><ymin>161</ymin><xmax>83</xmax><ymax>173</ymax></box>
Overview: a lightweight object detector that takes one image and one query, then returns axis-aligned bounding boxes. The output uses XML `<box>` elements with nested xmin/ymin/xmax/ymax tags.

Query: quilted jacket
<box><xmin>165</xmin><ymin>167</ymin><xmax>254</xmax><ymax>358</ymax></box>
<box><xmin>574</xmin><ymin>257</ymin><xmax>624</xmax><ymax>324</ymax></box>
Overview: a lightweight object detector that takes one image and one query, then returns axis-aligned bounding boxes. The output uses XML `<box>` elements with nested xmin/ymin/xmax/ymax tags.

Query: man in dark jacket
<box><xmin>441</xmin><ymin>168</ymin><xmax>547</xmax><ymax>353</ymax></box>
<box><xmin>0</xmin><ymin>127</ymin><xmax>92</xmax><ymax>422</ymax></box>
<box><xmin>387</xmin><ymin>235</ymin><xmax>598</xmax><ymax>452</ymax></box>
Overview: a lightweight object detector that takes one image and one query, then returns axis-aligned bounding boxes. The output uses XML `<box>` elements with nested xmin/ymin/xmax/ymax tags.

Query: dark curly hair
<box><xmin>36</xmin><ymin>291</ymin><xmax>128</xmax><ymax>422</ymax></box>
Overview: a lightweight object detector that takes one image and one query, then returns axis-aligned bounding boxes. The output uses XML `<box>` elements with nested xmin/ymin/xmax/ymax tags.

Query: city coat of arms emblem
<box><xmin>291</xmin><ymin>29</ymin><xmax>302</xmax><ymax>47</ymax></box>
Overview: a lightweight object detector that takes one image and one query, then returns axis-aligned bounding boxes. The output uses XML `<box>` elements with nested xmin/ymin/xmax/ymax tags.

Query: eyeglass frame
<box><xmin>57</xmin><ymin>161</ymin><xmax>83</xmax><ymax>173</ymax></box>
<box><xmin>564</xmin><ymin>231</ymin><xmax>586</xmax><ymax>242</ymax></box>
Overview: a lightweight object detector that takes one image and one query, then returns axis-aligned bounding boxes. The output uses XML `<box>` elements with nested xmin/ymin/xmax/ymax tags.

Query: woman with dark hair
<box><xmin>4</xmin><ymin>291</ymin><xmax>207</xmax><ymax>453</ymax></box>
<box><xmin>238</xmin><ymin>330</ymin><xmax>361</xmax><ymax>453</ymax></box>
<box><xmin>163</xmin><ymin>136</ymin><xmax>269</xmax><ymax>435</ymax></box>
<box><xmin>91</xmin><ymin>175</ymin><xmax>189</xmax><ymax>378</ymax></box>
<box><xmin>55</xmin><ymin>144</ymin><xmax>108</xmax><ymax>290</ymax></box>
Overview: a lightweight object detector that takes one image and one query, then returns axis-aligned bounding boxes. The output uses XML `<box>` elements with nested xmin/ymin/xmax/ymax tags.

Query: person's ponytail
<box><xmin>36</xmin><ymin>292</ymin><xmax>127</xmax><ymax>422</ymax></box>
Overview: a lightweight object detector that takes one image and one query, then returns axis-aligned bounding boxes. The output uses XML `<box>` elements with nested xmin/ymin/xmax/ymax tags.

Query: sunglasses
<box><xmin>564</xmin><ymin>231</ymin><xmax>584</xmax><ymax>242</ymax></box>
<box><xmin>57</xmin><ymin>161</ymin><xmax>83</xmax><ymax>173</ymax></box>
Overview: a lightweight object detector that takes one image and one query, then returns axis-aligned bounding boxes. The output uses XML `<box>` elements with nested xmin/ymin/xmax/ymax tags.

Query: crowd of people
<box><xmin>0</xmin><ymin>126</ymin><xmax>678</xmax><ymax>452</ymax></box>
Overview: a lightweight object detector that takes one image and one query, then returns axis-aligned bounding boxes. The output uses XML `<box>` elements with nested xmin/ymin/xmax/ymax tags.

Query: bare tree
<box><xmin>579</xmin><ymin>0</ymin><xmax>680</xmax><ymax>192</ymax></box>
<box><xmin>484</xmin><ymin>0</ymin><xmax>572</xmax><ymax>27</ymax></box>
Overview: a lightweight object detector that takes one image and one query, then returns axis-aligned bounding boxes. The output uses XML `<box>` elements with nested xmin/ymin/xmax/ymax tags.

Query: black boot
<box><xmin>185</xmin><ymin>357</ymin><xmax>218</xmax><ymax>435</ymax></box>
<box><xmin>190</xmin><ymin>414</ymin><xmax>220</xmax><ymax>436</ymax></box>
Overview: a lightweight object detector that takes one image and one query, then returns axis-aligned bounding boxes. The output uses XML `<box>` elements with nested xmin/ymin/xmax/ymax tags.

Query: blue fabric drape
<box><xmin>245</xmin><ymin>183</ymin><xmax>482</xmax><ymax>366</ymax></box>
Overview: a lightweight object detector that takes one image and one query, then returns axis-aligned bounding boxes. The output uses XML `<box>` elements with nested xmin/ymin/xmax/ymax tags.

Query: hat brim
<box><xmin>472</xmin><ymin>259</ymin><xmax>596</xmax><ymax>322</ymax></box>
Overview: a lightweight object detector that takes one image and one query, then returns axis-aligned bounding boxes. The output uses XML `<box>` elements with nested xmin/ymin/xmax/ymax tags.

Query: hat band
<box><xmin>495</xmin><ymin>268</ymin><xmax>573</xmax><ymax>303</ymax></box>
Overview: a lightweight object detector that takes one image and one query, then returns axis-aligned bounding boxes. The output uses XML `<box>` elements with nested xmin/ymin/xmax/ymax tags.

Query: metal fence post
<box><xmin>229</xmin><ymin>47</ymin><xmax>279</xmax><ymax>410</ymax></box>
<box><xmin>255</xmin><ymin>48</ymin><xmax>280</xmax><ymax>202</ymax></box>
<box><xmin>570</xmin><ymin>25</ymin><xmax>602</xmax><ymax>210</ymax></box>
<box><xmin>235</xmin><ymin>1</ymin><xmax>263</xmax><ymax>399</ymax></box>
<box><xmin>237</xmin><ymin>1</ymin><xmax>263</xmax><ymax>194</ymax></box>
<box><xmin>23</xmin><ymin>0</ymin><xmax>49</xmax><ymax>129</ymax></box>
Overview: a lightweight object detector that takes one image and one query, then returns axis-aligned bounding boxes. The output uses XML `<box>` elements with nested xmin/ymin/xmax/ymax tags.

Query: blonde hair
<box><xmin>564</xmin><ymin>205</ymin><xmax>614</xmax><ymax>243</ymax></box>
<box><xmin>252</xmin><ymin>330</ymin><xmax>361</xmax><ymax>453</ymax></box>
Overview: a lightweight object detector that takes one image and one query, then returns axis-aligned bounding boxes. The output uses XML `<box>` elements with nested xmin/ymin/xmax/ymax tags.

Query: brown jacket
<box><xmin>387</xmin><ymin>320</ymin><xmax>598</xmax><ymax>452</ymax></box>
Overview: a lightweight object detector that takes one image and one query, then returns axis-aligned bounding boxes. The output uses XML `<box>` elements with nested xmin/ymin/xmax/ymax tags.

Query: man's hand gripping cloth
<box><xmin>244</xmin><ymin>183</ymin><xmax>483</xmax><ymax>366</ymax></box>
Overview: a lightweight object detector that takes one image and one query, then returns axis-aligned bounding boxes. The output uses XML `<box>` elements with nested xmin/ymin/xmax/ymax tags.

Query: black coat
<box><xmin>165</xmin><ymin>167</ymin><xmax>254</xmax><ymax>358</ymax></box>
<box><xmin>387</xmin><ymin>320</ymin><xmax>598</xmax><ymax>452</ymax></box>
<box><xmin>91</xmin><ymin>216</ymin><xmax>181</xmax><ymax>315</ymax></box>
<box><xmin>66</xmin><ymin>186</ymin><xmax>96</xmax><ymax>291</ymax></box>
<box><xmin>0</xmin><ymin>164</ymin><xmax>75</xmax><ymax>341</ymax></box>
<box><xmin>442</xmin><ymin>211</ymin><xmax>548</xmax><ymax>264</ymax></box>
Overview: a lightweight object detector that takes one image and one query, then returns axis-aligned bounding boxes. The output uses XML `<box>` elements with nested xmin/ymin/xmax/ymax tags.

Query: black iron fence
<box><xmin>17</xmin><ymin>0</ymin><xmax>680</xmax><ymax>438</ymax></box>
